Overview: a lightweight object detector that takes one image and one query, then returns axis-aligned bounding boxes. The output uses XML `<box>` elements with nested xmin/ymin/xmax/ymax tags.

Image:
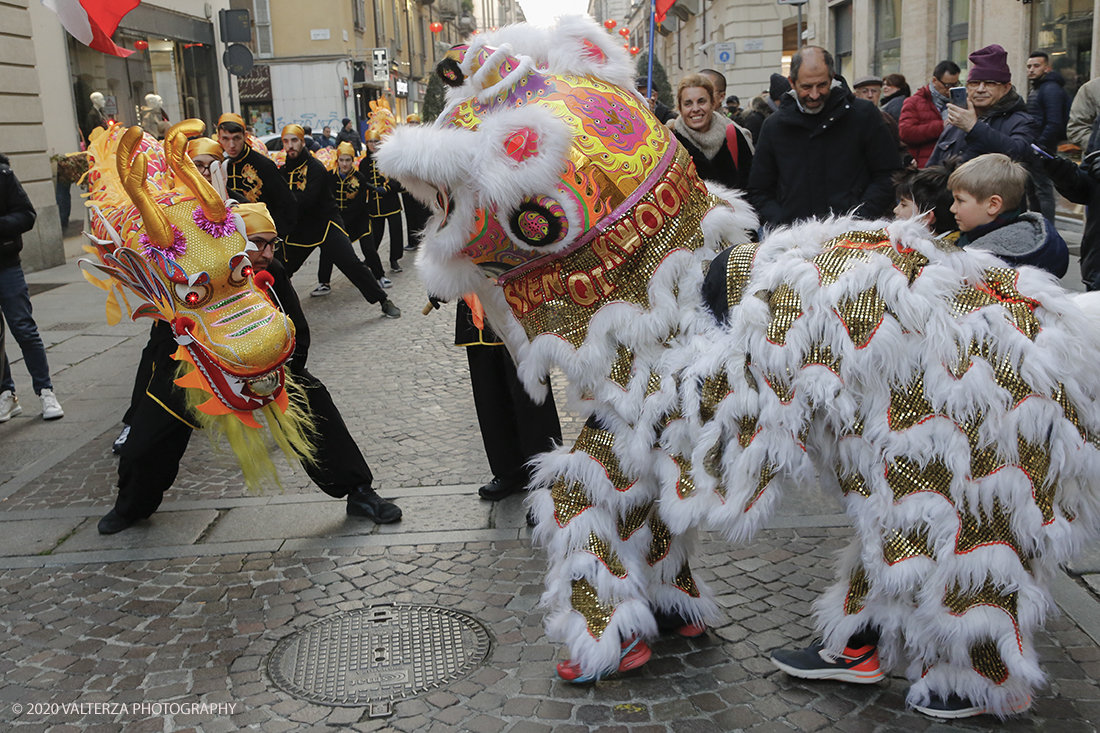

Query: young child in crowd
<box><xmin>893</xmin><ymin>165</ymin><xmax>958</xmax><ymax>238</ymax></box>
<box><xmin>947</xmin><ymin>153</ymin><xmax>1068</xmax><ymax>278</ymax></box>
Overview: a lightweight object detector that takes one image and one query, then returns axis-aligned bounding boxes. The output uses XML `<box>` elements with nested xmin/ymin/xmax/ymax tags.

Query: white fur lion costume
<box><xmin>378</xmin><ymin>16</ymin><xmax>1100</xmax><ymax>717</ymax></box>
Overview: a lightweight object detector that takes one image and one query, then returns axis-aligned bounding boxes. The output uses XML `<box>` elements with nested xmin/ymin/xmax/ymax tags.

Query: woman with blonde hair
<box><xmin>671</xmin><ymin>74</ymin><xmax>753</xmax><ymax>190</ymax></box>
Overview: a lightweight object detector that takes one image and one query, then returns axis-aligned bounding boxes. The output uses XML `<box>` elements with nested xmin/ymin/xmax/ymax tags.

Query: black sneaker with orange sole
<box><xmin>770</xmin><ymin>641</ymin><xmax>885</xmax><ymax>683</ymax></box>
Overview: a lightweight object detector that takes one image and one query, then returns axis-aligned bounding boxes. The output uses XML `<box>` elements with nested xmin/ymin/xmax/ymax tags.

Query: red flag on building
<box><xmin>655</xmin><ymin>0</ymin><xmax>677</xmax><ymax>24</ymax></box>
<box><xmin>42</xmin><ymin>0</ymin><xmax>140</xmax><ymax>58</ymax></box>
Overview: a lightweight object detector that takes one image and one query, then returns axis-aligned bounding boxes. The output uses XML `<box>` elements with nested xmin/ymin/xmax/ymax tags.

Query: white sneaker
<box><xmin>379</xmin><ymin>276</ymin><xmax>393</xmax><ymax>288</ymax></box>
<box><xmin>0</xmin><ymin>390</ymin><xmax>21</xmax><ymax>422</ymax></box>
<box><xmin>310</xmin><ymin>283</ymin><xmax>332</xmax><ymax>297</ymax></box>
<box><xmin>40</xmin><ymin>389</ymin><xmax>64</xmax><ymax>420</ymax></box>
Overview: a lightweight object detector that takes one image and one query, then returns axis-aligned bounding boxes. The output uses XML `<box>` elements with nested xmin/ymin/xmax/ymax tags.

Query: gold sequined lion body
<box><xmin>377</xmin><ymin>17</ymin><xmax>1100</xmax><ymax>714</ymax></box>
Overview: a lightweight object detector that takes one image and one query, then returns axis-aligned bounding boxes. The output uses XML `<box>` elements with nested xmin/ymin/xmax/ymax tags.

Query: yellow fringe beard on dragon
<box><xmin>82</xmin><ymin>120</ymin><xmax>315</xmax><ymax>489</ymax></box>
<box><xmin>377</xmin><ymin>15</ymin><xmax>1100</xmax><ymax>716</ymax></box>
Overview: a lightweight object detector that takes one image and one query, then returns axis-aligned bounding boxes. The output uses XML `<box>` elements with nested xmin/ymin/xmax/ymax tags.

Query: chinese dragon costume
<box><xmin>377</xmin><ymin>16</ymin><xmax>1100</xmax><ymax>717</ymax></box>
<box><xmin>82</xmin><ymin>120</ymin><xmax>313</xmax><ymax>488</ymax></box>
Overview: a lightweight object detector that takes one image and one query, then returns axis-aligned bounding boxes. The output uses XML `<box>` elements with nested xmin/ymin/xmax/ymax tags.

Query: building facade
<box><xmin>237</xmin><ymin>0</ymin><xmax>484</xmax><ymax>135</ymax></box>
<box><xmin>3</xmin><ymin>0</ymin><xmax>63</xmax><ymax>271</ymax></box>
<box><xmin>11</xmin><ymin>0</ymin><xmax>236</xmax><ymax>270</ymax></box>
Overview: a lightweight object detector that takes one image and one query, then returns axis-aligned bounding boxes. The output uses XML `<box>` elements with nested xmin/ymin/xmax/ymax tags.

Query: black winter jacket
<box><xmin>927</xmin><ymin>88</ymin><xmax>1038</xmax><ymax>166</ymax></box>
<box><xmin>1045</xmin><ymin>153</ymin><xmax>1100</xmax><ymax>289</ymax></box>
<box><xmin>0</xmin><ymin>158</ymin><xmax>36</xmax><ymax>271</ymax></box>
<box><xmin>747</xmin><ymin>88</ymin><xmax>903</xmax><ymax>227</ymax></box>
<box><xmin>1027</xmin><ymin>70</ymin><xmax>1071</xmax><ymax>152</ymax></box>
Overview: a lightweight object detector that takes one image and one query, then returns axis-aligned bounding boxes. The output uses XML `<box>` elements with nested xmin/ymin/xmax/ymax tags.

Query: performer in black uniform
<box><xmin>453</xmin><ymin>297</ymin><xmax>562</xmax><ymax>506</ymax></box>
<box><xmin>216</xmin><ymin>113</ymin><xmax>298</xmax><ymax>236</ymax></box>
<box><xmin>278</xmin><ymin>125</ymin><xmax>400</xmax><ymax>318</ymax></box>
<box><xmin>97</xmin><ymin>203</ymin><xmax>403</xmax><ymax>534</ymax></box>
<box><xmin>361</xmin><ymin>131</ymin><xmax>405</xmax><ymax>273</ymax></box>
<box><xmin>313</xmin><ymin>142</ymin><xmax>389</xmax><ymax>297</ymax></box>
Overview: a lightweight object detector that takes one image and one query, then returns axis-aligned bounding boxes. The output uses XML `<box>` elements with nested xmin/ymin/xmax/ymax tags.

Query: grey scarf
<box><xmin>672</xmin><ymin>113</ymin><xmax>728</xmax><ymax>160</ymax></box>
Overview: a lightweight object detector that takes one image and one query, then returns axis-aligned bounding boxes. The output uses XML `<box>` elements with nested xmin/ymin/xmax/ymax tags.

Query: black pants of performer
<box><xmin>114</xmin><ymin>367</ymin><xmax>374</xmax><ymax>520</ymax></box>
<box><xmin>402</xmin><ymin>194</ymin><xmax>430</xmax><ymax>249</ymax></box>
<box><xmin>371</xmin><ymin>212</ymin><xmax>404</xmax><ymax>267</ymax></box>
<box><xmin>281</xmin><ymin>227</ymin><xmax>387</xmax><ymax>303</ymax></box>
<box><xmin>317</xmin><ymin>236</ymin><xmax>386</xmax><ymax>284</ymax></box>
<box><xmin>122</xmin><ymin>324</ymin><xmax>158</xmax><ymax>425</ymax></box>
<box><xmin>467</xmin><ymin>343</ymin><xmax>562</xmax><ymax>489</ymax></box>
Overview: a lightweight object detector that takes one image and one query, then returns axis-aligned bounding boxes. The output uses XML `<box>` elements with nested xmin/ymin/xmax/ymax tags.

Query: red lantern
<box><xmin>429</xmin><ymin>22</ymin><xmax>443</xmax><ymax>33</ymax></box>
<box><xmin>619</xmin><ymin>28</ymin><xmax>629</xmax><ymax>38</ymax></box>
<box><xmin>134</xmin><ymin>39</ymin><xmax>149</xmax><ymax>51</ymax></box>
<box><xmin>623</xmin><ymin>44</ymin><xmax>630</xmax><ymax>50</ymax></box>
<box><xmin>603</xmin><ymin>19</ymin><xmax>616</xmax><ymax>30</ymax></box>
<box><xmin>630</xmin><ymin>46</ymin><xmax>640</xmax><ymax>55</ymax></box>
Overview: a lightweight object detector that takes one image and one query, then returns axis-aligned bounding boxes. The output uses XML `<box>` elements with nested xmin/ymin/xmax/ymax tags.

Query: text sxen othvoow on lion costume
<box><xmin>377</xmin><ymin>16</ymin><xmax>1100</xmax><ymax>716</ymax></box>
<box><xmin>81</xmin><ymin>120</ymin><xmax>314</xmax><ymax>488</ymax></box>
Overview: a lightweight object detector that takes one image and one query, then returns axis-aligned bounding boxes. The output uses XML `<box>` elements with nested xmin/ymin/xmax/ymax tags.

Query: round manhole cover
<box><xmin>267</xmin><ymin>604</ymin><xmax>492</xmax><ymax>714</ymax></box>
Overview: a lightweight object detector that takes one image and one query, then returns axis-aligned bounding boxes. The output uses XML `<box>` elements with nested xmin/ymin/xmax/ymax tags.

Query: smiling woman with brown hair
<box><xmin>670</xmin><ymin>74</ymin><xmax>753</xmax><ymax>191</ymax></box>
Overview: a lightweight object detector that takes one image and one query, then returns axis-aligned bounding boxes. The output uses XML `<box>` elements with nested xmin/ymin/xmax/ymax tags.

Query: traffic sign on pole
<box><xmin>372</xmin><ymin>48</ymin><xmax>389</xmax><ymax>83</ymax></box>
<box><xmin>714</xmin><ymin>42</ymin><xmax>736</xmax><ymax>65</ymax></box>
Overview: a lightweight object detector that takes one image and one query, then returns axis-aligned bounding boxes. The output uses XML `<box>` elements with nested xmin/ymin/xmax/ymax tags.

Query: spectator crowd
<box><xmin>645</xmin><ymin>41</ymin><xmax>1096</xmax><ymax>292</ymax></box>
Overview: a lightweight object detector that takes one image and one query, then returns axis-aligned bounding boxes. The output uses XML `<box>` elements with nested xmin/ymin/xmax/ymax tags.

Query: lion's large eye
<box><xmin>227</xmin><ymin>253</ymin><xmax>253</xmax><ymax>287</ymax></box>
<box><xmin>175</xmin><ymin>282</ymin><xmax>212</xmax><ymax>309</ymax></box>
<box><xmin>506</xmin><ymin>195</ymin><xmax>569</xmax><ymax>248</ymax></box>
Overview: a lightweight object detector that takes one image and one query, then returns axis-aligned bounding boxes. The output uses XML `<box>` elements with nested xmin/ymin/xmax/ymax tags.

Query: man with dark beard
<box><xmin>278</xmin><ymin>125</ymin><xmax>400</xmax><ymax>318</ymax></box>
<box><xmin>217</xmin><ymin>113</ymin><xmax>298</xmax><ymax>236</ymax></box>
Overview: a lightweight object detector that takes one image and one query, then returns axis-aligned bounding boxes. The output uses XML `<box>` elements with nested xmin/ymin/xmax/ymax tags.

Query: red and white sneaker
<box><xmin>770</xmin><ymin>641</ymin><xmax>885</xmax><ymax>683</ymax></box>
<box><xmin>556</xmin><ymin>637</ymin><xmax>652</xmax><ymax>683</ymax></box>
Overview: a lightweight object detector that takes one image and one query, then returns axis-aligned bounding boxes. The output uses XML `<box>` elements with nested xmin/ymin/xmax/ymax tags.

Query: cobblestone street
<box><xmin>1</xmin><ymin>242</ymin><xmax>1098</xmax><ymax>732</ymax></box>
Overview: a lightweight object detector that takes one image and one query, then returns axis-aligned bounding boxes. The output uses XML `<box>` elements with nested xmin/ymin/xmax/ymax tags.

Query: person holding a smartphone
<box><xmin>927</xmin><ymin>44</ymin><xmax>1039</xmax><ymax>169</ymax></box>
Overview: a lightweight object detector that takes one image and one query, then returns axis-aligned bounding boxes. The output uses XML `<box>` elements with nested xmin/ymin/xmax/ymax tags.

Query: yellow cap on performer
<box><xmin>186</xmin><ymin>137</ymin><xmax>223</xmax><ymax>160</ymax></box>
<box><xmin>281</xmin><ymin>124</ymin><xmax>305</xmax><ymax>140</ymax></box>
<box><xmin>336</xmin><ymin>142</ymin><xmax>355</xmax><ymax>158</ymax></box>
<box><xmin>236</xmin><ymin>203</ymin><xmax>277</xmax><ymax>236</ymax></box>
<box><xmin>406</xmin><ymin>114</ymin><xmax>421</xmax><ymax>124</ymax></box>
<box><xmin>363</xmin><ymin>129</ymin><xmax>380</xmax><ymax>143</ymax></box>
<box><xmin>217</xmin><ymin>113</ymin><xmax>246</xmax><ymax>129</ymax></box>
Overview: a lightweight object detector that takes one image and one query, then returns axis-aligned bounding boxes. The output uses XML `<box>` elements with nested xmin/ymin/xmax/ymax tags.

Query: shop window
<box><xmin>873</xmin><ymin>0</ymin><xmax>901</xmax><ymax>77</ymax></box>
<box><xmin>1031</xmin><ymin>0</ymin><xmax>1092</xmax><ymax>103</ymax></box>
<box><xmin>70</xmin><ymin>33</ymin><xmax>220</xmax><ymax>144</ymax></box>
<box><xmin>833</xmin><ymin>2</ymin><xmax>853</xmax><ymax>83</ymax></box>
<box><xmin>948</xmin><ymin>0</ymin><xmax>969</xmax><ymax>73</ymax></box>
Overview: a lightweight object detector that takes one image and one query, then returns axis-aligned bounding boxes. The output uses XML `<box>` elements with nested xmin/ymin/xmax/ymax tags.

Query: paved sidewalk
<box><xmin>0</xmin><ymin>241</ymin><xmax>1098</xmax><ymax>732</ymax></box>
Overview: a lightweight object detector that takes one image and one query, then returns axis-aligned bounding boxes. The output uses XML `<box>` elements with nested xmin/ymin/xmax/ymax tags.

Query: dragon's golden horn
<box><xmin>165</xmin><ymin>119</ymin><xmax>227</xmax><ymax>223</ymax></box>
<box><xmin>117</xmin><ymin>126</ymin><xmax>175</xmax><ymax>249</ymax></box>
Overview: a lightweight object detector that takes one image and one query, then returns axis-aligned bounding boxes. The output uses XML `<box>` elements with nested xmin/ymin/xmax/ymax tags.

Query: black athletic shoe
<box><xmin>389</xmin><ymin>262</ymin><xmax>403</xmax><ymax>273</ymax></box>
<box><xmin>97</xmin><ymin>509</ymin><xmax>136</xmax><ymax>535</ymax></box>
<box><xmin>912</xmin><ymin>692</ymin><xmax>1031</xmax><ymax>719</ymax></box>
<box><xmin>381</xmin><ymin>300</ymin><xmax>401</xmax><ymax>318</ymax></box>
<box><xmin>347</xmin><ymin>486</ymin><xmax>402</xmax><ymax>523</ymax></box>
<box><xmin>770</xmin><ymin>641</ymin><xmax>885</xmax><ymax>683</ymax></box>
